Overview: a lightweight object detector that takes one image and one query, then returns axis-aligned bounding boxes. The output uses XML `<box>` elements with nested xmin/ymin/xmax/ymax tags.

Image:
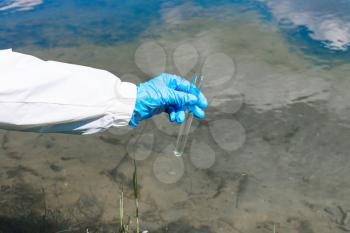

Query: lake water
<box><xmin>1</xmin><ymin>1</ymin><xmax>350</xmax><ymax>233</ymax></box>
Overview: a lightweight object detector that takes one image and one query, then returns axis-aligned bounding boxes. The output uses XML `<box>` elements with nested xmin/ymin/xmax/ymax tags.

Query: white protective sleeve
<box><xmin>0</xmin><ymin>49</ymin><xmax>137</xmax><ymax>134</ymax></box>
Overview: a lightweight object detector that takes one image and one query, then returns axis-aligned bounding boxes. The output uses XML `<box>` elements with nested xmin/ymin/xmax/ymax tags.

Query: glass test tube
<box><xmin>174</xmin><ymin>74</ymin><xmax>203</xmax><ymax>157</ymax></box>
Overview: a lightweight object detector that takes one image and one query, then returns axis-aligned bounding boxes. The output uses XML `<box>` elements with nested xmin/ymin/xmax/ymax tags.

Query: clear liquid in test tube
<box><xmin>174</xmin><ymin>74</ymin><xmax>204</xmax><ymax>157</ymax></box>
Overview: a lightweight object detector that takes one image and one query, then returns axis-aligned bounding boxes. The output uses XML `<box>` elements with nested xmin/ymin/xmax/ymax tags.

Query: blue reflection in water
<box><xmin>0</xmin><ymin>0</ymin><xmax>164</xmax><ymax>48</ymax></box>
<box><xmin>263</xmin><ymin>0</ymin><xmax>350</xmax><ymax>58</ymax></box>
<box><xmin>0</xmin><ymin>0</ymin><xmax>350</xmax><ymax>56</ymax></box>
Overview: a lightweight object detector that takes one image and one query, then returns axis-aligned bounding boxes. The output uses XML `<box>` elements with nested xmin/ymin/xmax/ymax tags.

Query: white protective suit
<box><xmin>0</xmin><ymin>49</ymin><xmax>137</xmax><ymax>134</ymax></box>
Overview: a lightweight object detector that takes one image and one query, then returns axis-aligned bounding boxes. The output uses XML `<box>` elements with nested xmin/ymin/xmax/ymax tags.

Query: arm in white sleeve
<box><xmin>0</xmin><ymin>49</ymin><xmax>137</xmax><ymax>134</ymax></box>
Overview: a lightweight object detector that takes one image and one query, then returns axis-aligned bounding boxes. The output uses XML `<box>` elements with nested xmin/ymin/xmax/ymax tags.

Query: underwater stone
<box><xmin>50</xmin><ymin>163</ymin><xmax>63</xmax><ymax>172</ymax></box>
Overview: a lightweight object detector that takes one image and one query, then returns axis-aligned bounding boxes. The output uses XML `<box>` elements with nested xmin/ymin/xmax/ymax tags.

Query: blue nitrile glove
<box><xmin>129</xmin><ymin>73</ymin><xmax>208</xmax><ymax>127</ymax></box>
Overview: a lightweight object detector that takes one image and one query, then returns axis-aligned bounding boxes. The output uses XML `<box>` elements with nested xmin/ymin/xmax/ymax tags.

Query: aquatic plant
<box><xmin>118</xmin><ymin>159</ymin><xmax>142</xmax><ymax>233</ymax></box>
<box><xmin>118</xmin><ymin>185</ymin><xmax>129</xmax><ymax>233</ymax></box>
<box><xmin>133</xmin><ymin>160</ymin><xmax>140</xmax><ymax>233</ymax></box>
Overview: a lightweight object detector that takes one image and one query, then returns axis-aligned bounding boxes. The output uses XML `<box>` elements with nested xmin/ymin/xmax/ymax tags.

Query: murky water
<box><xmin>1</xmin><ymin>1</ymin><xmax>350</xmax><ymax>233</ymax></box>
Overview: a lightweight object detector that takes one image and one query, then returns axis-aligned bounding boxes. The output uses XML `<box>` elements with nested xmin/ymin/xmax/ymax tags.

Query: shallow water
<box><xmin>1</xmin><ymin>1</ymin><xmax>350</xmax><ymax>233</ymax></box>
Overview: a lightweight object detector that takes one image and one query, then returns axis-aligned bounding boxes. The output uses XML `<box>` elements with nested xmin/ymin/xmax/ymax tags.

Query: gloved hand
<box><xmin>129</xmin><ymin>73</ymin><xmax>208</xmax><ymax>127</ymax></box>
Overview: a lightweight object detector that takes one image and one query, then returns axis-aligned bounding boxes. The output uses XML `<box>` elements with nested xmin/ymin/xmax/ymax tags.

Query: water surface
<box><xmin>1</xmin><ymin>1</ymin><xmax>350</xmax><ymax>233</ymax></box>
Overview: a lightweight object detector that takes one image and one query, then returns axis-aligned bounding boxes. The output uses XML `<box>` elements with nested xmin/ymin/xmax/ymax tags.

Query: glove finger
<box><xmin>189</xmin><ymin>105</ymin><xmax>205</xmax><ymax>119</ymax></box>
<box><xmin>163</xmin><ymin>73</ymin><xmax>198</xmax><ymax>93</ymax></box>
<box><xmin>163</xmin><ymin>73</ymin><xmax>189</xmax><ymax>90</ymax></box>
<box><xmin>197</xmin><ymin>91</ymin><xmax>208</xmax><ymax>108</ymax></box>
<box><xmin>168</xmin><ymin>89</ymin><xmax>198</xmax><ymax>107</ymax></box>
<box><xmin>170</xmin><ymin>110</ymin><xmax>176</xmax><ymax>122</ymax></box>
<box><xmin>175</xmin><ymin>110</ymin><xmax>186</xmax><ymax>123</ymax></box>
<box><xmin>166</xmin><ymin>106</ymin><xmax>176</xmax><ymax>122</ymax></box>
<box><xmin>162</xmin><ymin>73</ymin><xmax>208</xmax><ymax>108</ymax></box>
<box><xmin>169</xmin><ymin>75</ymin><xmax>208</xmax><ymax>108</ymax></box>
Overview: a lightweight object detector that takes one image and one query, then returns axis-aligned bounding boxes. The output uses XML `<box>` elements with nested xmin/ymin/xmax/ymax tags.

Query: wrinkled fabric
<box><xmin>0</xmin><ymin>49</ymin><xmax>136</xmax><ymax>134</ymax></box>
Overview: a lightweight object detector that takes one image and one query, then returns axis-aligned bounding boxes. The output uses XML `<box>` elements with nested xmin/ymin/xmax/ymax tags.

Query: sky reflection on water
<box><xmin>264</xmin><ymin>0</ymin><xmax>350</xmax><ymax>51</ymax></box>
<box><xmin>1</xmin><ymin>0</ymin><xmax>350</xmax><ymax>57</ymax></box>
